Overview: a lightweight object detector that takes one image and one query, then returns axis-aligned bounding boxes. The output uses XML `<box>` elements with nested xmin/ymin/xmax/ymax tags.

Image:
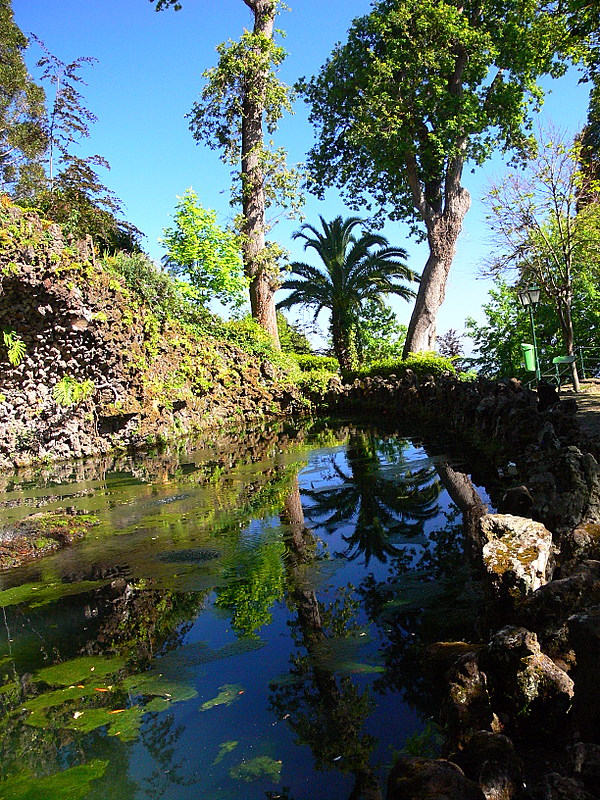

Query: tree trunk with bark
<box><xmin>331</xmin><ymin>315</ymin><xmax>354</xmax><ymax>371</ymax></box>
<box><xmin>241</xmin><ymin>0</ymin><xmax>280</xmax><ymax>348</ymax></box>
<box><xmin>403</xmin><ymin>187</ymin><xmax>471</xmax><ymax>356</ymax></box>
<box><xmin>557</xmin><ymin>297</ymin><xmax>580</xmax><ymax>392</ymax></box>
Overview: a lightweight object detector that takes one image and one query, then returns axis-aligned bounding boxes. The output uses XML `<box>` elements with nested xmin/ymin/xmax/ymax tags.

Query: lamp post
<box><xmin>518</xmin><ymin>286</ymin><xmax>541</xmax><ymax>382</ymax></box>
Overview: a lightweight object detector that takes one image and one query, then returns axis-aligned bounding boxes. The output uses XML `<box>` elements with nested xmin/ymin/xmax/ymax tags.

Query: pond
<box><xmin>0</xmin><ymin>417</ymin><xmax>489</xmax><ymax>800</ymax></box>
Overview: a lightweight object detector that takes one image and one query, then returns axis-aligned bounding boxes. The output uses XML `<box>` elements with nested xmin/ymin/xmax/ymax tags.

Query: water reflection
<box><xmin>301</xmin><ymin>430</ymin><xmax>442</xmax><ymax>565</ymax></box>
<box><xmin>273</xmin><ymin>477</ymin><xmax>383</xmax><ymax>800</ymax></box>
<box><xmin>0</xmin><ymin>419</ymin><xmax>489</xmax><ymax>799</ymax></box>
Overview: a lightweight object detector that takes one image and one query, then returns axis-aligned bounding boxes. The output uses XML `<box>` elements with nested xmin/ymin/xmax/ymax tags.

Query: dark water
<box><xmin>0</xmin><ymin>418</ymin><xmax>488</xmax><ymax>800</ymax></box>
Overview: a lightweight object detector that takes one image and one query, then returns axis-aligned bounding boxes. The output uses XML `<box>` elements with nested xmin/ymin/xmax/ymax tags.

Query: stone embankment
<box><xmin>322</xmin><ymin>373</ymin><xmax>600</xmax><ymax>799</ymax></box>
<box><xmin>0</xmin><ymin>203</ymin><xmax>301</xmax><ymax>472</ymax></box>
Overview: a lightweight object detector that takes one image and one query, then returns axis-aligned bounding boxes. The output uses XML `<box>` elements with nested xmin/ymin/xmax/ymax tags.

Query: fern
<box><xmin>52</xmin><ymin>375</ymin><xmax>95</xmax><ymax>407</ymax></box>
<box><xmin>2</xmin><ymin>328</ymin><xmax>26</xmax><ymax>366</ymax></box>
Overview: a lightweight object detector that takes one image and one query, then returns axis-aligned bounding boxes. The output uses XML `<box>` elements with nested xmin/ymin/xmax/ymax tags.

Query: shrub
<box><xmin>294</xmin><ymin>368</ymin><xmax>338</xmax><ymax>397</ymax></box>
<box><xmin>345</xmin><ymin>351</ymin><xmax>457</xmax><ymax>380</ymax></box>
<box><xmin>292</xmin><ymin>353</ymin><xmax>339</xmax><ymax>373</ymax></box>
<box><xmin>223</xmin><ymin>316</ymin><xmax>296</xmax><ymax>372</ymax></box>
<box><xmin>101</xmin><ymin>251</ymin><xmax>183</xmax><ymax>322</ymax></box>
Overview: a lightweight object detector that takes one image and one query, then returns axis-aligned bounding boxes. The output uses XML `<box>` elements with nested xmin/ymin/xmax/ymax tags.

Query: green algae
<box><xmin>213</xmin><ymin>740</ymin><xmax>238</xmax><ymax>765</ymax></box>
<box><xmin>0</xmin><ymin>759</ymin><xmax>108</xmax><ymax>800</ymax></box>
<box><xmin>121</xmin><ymin>671</ymin><xmax>198</xmax><ymax>705</ymax></box>
<box><xmin>66</xmin><ymin>705</ymin><xmax>144</xmax><ymax>741</ymax></box>
<box><xmin>0</xmin><ymin>579</ymin><xmax>108</xmax><ymax>609</ymax></box>
<box><xmin>229</xmin><ymin>755</ymin><xmax>282</xmax><ymax>783</ymax></box>
<box><xmin>200</xmin><ymin>683</ymin><xmax>244</xmax><ymax>711</ymax></box>
<box><xmin>35</xmin><ymin>654</ymin><xmax>126</xmax><ymax>686</ymax></box>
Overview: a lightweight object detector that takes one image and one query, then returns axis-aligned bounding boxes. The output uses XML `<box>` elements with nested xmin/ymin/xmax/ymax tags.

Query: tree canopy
<box><xmin>300</xmin><ymin>0</ymin><xmax>581</xmax><ymax>356</ymax></box>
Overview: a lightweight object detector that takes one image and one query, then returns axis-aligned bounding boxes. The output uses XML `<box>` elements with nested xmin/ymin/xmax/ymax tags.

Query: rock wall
<box><xmin>321</xmin><ymin>373</ymin><xmax>600</xmax><ymax>800</ymax></box>
<box><xmin>0</xmin><ymin>203</ymin><xmax>300</xmax><ymax>471</ymax></box>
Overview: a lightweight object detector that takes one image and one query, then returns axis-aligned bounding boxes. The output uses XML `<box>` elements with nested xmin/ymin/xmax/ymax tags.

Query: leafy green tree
<box><xmin>299</xmin><ymin>0</ymin><xmax>580</xmax><ymax>357</ymax></box>
<box><xmin>355</xmin><ymin>299</ymin><xmax>407</xmax><ymax>365</ymax></box>
<box><xmin>485</xmin><ymin>132</ymin><xmax>600</xmax><ymax>390</ymax></box>
<box><xmin>465</xmin><ymin>275</ymin><xmax>600</xmax><ymax>378</ymax></box>
<box><xmin>161</xmin><ymin>188</ymin><xmax>248</xmax><ymax>307</ymax></box>
<box><xmin>152</xmin><ymin>0</ymin><xmax>303</xmax><ymax>347</ymax></box>
<box><xmin>276</xmin><ymin>311</ymin><xmax>312</xmax><ymax>355</ymax></box>
<box><xmin>277</xmin><ymin>216</ymin><xmax>416</xmax><ymax>370</ymax></box>
<box><xmin>0</xmin><ymin>0</ymin><xmax>46</xmax><ymax>194</ymax></box>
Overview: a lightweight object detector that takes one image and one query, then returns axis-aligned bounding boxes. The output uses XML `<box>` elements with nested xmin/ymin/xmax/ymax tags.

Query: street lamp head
<box><xmin>517</xmin><ymin>286</ymin><xmax>541</xmax><ymax>308</ymax></box>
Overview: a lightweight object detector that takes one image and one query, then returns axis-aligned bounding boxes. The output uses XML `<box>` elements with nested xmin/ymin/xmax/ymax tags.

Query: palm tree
<box><xmin>277</xmin><ymin>216</ymin><xmax>418</xmax><ymax>370</ymax></box>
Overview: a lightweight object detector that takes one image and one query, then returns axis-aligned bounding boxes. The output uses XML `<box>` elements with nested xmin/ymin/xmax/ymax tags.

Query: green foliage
<box><xmin>190</xmin><ymin>29</ymin><xmax>292</xmax><ymax>165</ymax></box>
<box><xmin>293</xmin><ymin>368</ymin><xmax>338</xmax><ymax>399</ymax></box>
<box><xmin>400</xmin><ymin>720</ymin><xmax>444</xmax><ymax>758</ymax></box>
<box><xmin>293</xmin><ymin>354</ymin><xmax>339</xmax><ymax>373</ymax></box>
<box><xmin>277</xmin><ymin>311</ymin><xmax>312</xmax><ymax>354</ymax></box>
<box><xmin>2</xmin><ymin>327</ymin><xmax>26</xmax><ymax>366</ymax></box>
<box><xmin>215</xmin><ymin>538</ymin><xmax>286</xmax><ymax>637</ymax></box>
<box><xmin>161</xmin><ymin>188</ymin><xmax>248</xmax><ymax>306</ymax></box>
<box><xmin>155</xmin><ymin>0</ymin><xmax>304</xmax><ymax>340</ymax></box>
<box><xmin>28</xmin><ymin>183</ymin><xmax>143</xmax><ymax>253</ymax></box>
<box><xmin>102</xmin><ymin>250</ymin><xmax>189</xmax><ymax>322</ymax></box>
<box><xmin>278</xmin><ymin>215</ymin><xmax>417</xmax><ymax>370</ymax></box>
<box><xmin>0</xmin><ymin>2</ymin><xmax>46</xmax><ymax>194</ymax></box>
<box><xmin>10</xmin><ymin>35</ymin><xmax>142</xmax><ymax>252</ymax></box>
<box><xmin>355</xmin><ymin>300</ymin><xmax>407</xmax><ymax>365</ymax></box>
<box><xmin>346</xmin><ymin>352</ymin><xmax>457</xmax><ymax>381</ymax></box>
<box><xmin>466</xmin><ymin>275</ymin><xmax>600</xmax><ymax>378</ymax></box>
<box><xmin>52</xmin><ymin>375</ymin><xmax>94</xmax><ymax>407</ymax></box>
<box><xmin>300</xmin><ymin>0</ymin><xmax>581</xmax><ymax>352</ymax></box>
<box><xmin>223</xmin><ymin>315</ymin><xmax>295</xmax><ymax>372</ymax></box>
<box><xmin>300</xmin><ymin>0</ymin><xmax>578</xmax><ymax>230</ymax></box>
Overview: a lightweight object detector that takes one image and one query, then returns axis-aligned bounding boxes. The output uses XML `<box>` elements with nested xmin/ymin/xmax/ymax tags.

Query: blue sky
<box><xmin>14</xmin><ymin>0</ymin><xmax>592</xmax><ymax>343</ymax></box>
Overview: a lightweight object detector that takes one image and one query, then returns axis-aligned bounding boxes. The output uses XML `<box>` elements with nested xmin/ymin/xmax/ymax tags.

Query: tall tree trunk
<box><xmin>331</xmin><ymin>310</ymin><xmax>354</xmax><ymax>370</ymax></box>
<box><xmin>241</xmin><ymin>0</ymin><xmax>280</xmax><ymax>348</ymax></box>
<box><xmin>557</xmin><ymin>297</ymin><xmax>580</xmax><ymax>392</ymax></box>
<box><xmin>403</xmin><ymin>190</ymin><xmax>471</xmax><ymax>356</ymax></box>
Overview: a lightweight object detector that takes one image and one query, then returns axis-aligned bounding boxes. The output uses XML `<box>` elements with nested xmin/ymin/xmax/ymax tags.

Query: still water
<box><xmin>0</xmin><ymin>418</ymin><xmax>487</xmax><ymax>800</ymax></box>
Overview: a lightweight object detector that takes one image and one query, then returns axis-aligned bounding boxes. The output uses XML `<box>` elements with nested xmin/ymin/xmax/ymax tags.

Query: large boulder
<box><xmin>387</xmin><ymin>756</ymin><xmax>485</xmax><ymax>800</ymax></box>
<box><xmin>456</xmin><ymin>731</ymin><xmax>524</xmax><ymax>800</ymax></box>
<box><xmin>518</xmin><ymin>560</ymin><xmax>600</xmax><ymax>664</ymax></box>
<box><xmin>484</xmin><ymin>626</ymin><xmax>574</xmax><ymax>736</ymax></box>
<box><xmin>480</xmin><ymin>514</ymin><xmax>555</xmax><ymax>603</ymax></box>
<box><xmin>443</xmin><ymin>653</ymin><xmax>497</xmax><ymax>750</ymax></box>
<box><xmin>567</xmin><ymin>607</ymin><xmax>600</xmax><ymax>741</ymax></box>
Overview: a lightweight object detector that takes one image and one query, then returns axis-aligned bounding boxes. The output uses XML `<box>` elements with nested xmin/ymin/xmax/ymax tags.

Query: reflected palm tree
<box><xmin>302</xmin><ymin>431</ymin><xmax>442</xmax><ymax>565</ymax></box>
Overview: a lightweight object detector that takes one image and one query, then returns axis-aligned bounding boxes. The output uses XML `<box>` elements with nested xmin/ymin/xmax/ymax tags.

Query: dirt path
<box><xmin>562</xmin><ymin>379</ymin><xmax>600</xmax><ymax>438</ymax></box>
